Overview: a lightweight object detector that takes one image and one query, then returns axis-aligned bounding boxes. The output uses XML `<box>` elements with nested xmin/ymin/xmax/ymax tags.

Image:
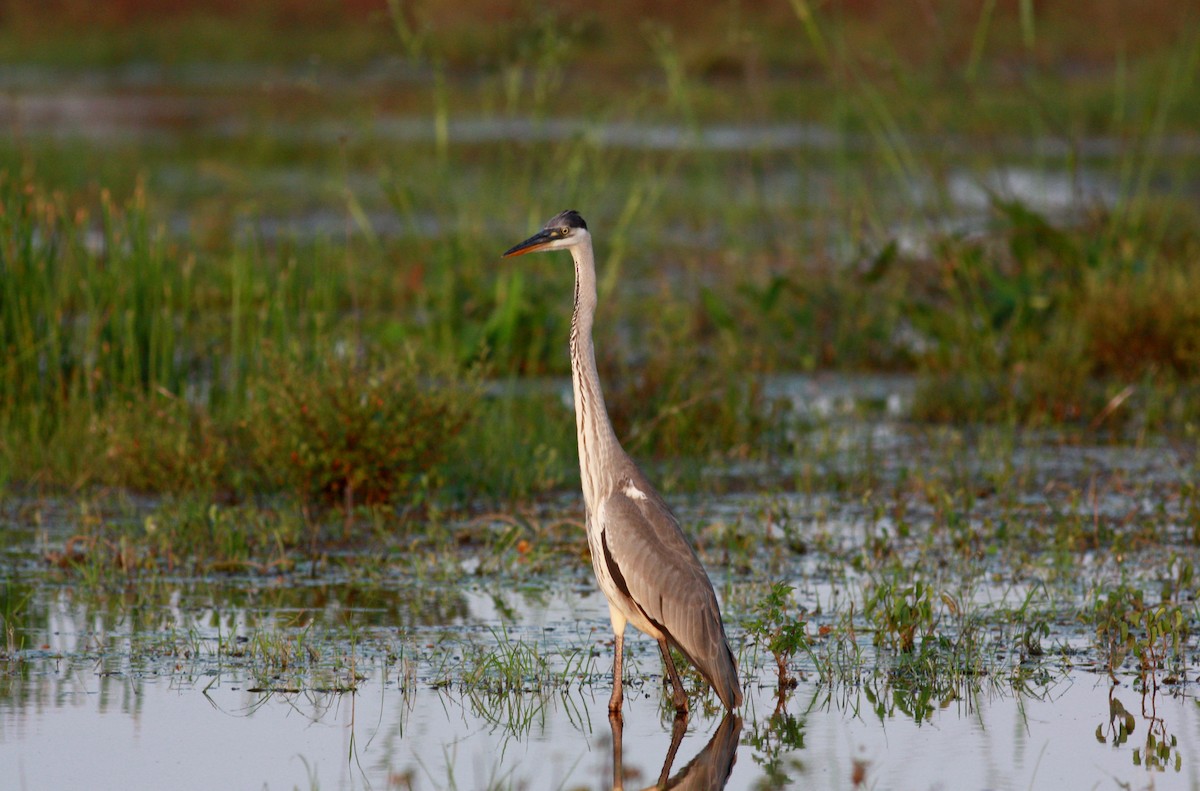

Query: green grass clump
<box><xmin>603</xmin><ymin>341</ymin><xmax>781</xmax><ymax>464</ymax></box>
<box><xmin>92</xmin><ymin>389</ymin><xmax>232</xmax><ymax>494</ymax></box>
<box><xmin>0</xmin><ymin>177</ymin><xmax>178</xmax><ymax>418</ymax></box>
<box><xmin>446</xmin><ymin>389</ymin><xmax>575</xmax><ymax>502</ymax></box>
<box><xmin>138</xmin><ymin>502</ymin><xmax>306</xmax><ymax>573</ymax></box>
<box><xmin>0</xmin><ymin>172</ymin><xmax>492</xmax><ymax>510</ymax></box>
<box><xmin>863</xmin><ymin>579</ymin><xmax>938</xmax><ymax>654</ymax></box>
<box><xmin>744</xmin><ymin>581</ymin><xmax>809</xmax><ymax>691</ymax></box>
<box><xmin>907</xmin><ymin>201</ymin><xmax>1200</xmax><ymax>425</ymax></box>
<box><xmin>40</xmin><ymin>500</ymin><xmax>305</xmax><ymax>575</ymax></box>
<box><xmin>249</xmin><ymin>348</ymin><xmax>480</xmax><ymax>512</ymax></box>
<box><xmin>1090</xmin><ymin>584</ymin><xmax>1190</xmax><ymax>681</ymax></box>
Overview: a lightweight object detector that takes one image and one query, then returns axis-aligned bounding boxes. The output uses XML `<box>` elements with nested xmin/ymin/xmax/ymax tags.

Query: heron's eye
<box><xmin>560</xmin><ymin>226</ymin><xmax>570</xmax><ymax>236</ymax></box>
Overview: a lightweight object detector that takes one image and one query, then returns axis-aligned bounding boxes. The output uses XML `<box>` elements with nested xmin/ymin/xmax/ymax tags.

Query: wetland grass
<box><xmin>5</xmin><ymin>166</ymin><xmax>1197</xmax><ymax>510</ymax></box>
<box><xmin>2</xmin><ymin>8</ymin><xmax>1200</xmax><ymax>771</ymax></box>
<box><xmin>452</xmin><ymin>625</ymin><xmax>599</xmax><ymax>698</ymax></box>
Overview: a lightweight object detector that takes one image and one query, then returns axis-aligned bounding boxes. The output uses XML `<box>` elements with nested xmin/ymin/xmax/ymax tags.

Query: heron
<box><xmin>503</xmin><ymin>210</ymin><xmax>742</xmax><ymax>714</ymax></box>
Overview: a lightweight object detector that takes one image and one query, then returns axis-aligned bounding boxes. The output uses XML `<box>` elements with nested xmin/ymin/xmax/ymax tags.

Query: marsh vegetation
<box><xmin>2</xmin><ymin>1</ymin><xmax>1200</xmax><ymax>788</ymax></box>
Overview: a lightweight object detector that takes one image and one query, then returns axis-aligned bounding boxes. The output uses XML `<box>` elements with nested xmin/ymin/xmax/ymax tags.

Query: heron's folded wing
<box><xmin>600</xmin><ymin>489</ymin><xmax>724</xmax><ymax>669</ymax></box>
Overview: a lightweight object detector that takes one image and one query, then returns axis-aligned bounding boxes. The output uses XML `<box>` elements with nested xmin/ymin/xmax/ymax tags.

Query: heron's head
<box><xmin>502</xmin><ymin>210</ymin><xmax>589</xmax><ymax>258</ymax></box>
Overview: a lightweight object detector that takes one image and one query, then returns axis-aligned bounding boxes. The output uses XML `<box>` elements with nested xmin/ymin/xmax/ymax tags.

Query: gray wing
<box><xmin>601</xmin><ymin>477</ymin><xmax>742</xmax><ymax>708</ymax></box>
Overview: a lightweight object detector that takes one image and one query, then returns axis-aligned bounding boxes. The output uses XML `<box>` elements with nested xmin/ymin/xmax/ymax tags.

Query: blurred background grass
<box><xmin>1</xmin><ymin>0</ymin><xmax>1197</xmax><ymax>517</ymax></box>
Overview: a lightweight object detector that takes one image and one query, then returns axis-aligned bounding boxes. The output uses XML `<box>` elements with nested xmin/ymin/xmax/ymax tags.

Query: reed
<box><xmin>1</xmin><ymin>0</ymin><xmax>1198</xmax><ymax>505</ymax></box>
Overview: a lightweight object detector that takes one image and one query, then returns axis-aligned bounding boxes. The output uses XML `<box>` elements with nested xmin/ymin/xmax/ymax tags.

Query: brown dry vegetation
<box><xmin>1</xmin><ymin>0</ymin><xmax>1193</xmax><ymax>71</ymax></box>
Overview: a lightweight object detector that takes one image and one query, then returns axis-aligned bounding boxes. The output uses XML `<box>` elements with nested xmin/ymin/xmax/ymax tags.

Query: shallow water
<box><xmin>4</xmin><ymin>63</ymin><xmax>1200</xmax><ymax>788</ymax></box>
<box><xmin>5</xmin><ymin>78</ymin><xmax>1198</xmax><ymax>253</ymax></box>
<box><xmin>5</xmin><ymin>83</ymin><xmax>1200</xmax><ymax>157</ymax></box>
<box><xmin>4</xmin><ymin>455</ymin><xmax>1199</xmax><ymax>791</ymax></box>
<box><xmin>3</xmin><ymin>584</ymin><xmax>1196</xmax><ymax>790</ymax></box>
<box><xmin>11</xmin><ymin>673</ymin><xmax>1199</xmax><ymax>789</ymax></box>
<box><xmin>3</xmin><ymin>419</ymin><xmax>1199</xmax><ymax>789</ymax></box>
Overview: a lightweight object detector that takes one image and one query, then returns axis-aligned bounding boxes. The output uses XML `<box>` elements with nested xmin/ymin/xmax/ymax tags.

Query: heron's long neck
<box><xmin>569</xmin><ymin>239</ymin><xmax>622</xmax><ymax>513</ymax></box>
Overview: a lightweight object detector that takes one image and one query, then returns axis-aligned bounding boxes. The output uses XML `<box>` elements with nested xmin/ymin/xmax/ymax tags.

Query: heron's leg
<box><xmin>658</xmin><ymin>639</ymin><xmax>690</xmax><ymax>714</ymax></box>
<box><xmin>609</xmin><ymin>631</ymin><xmax>624</xmax><ymax>713</ymax></box>
<box><xmin>608</xmin><ymin>606</ymin><xmax>627</xmax><ymax>714</ymax></box>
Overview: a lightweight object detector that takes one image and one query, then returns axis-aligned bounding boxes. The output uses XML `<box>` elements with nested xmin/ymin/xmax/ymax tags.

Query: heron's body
<box><xmin>504</xmin><ymin>210</ymin><xmax>742</xmax><ymax>713</ymax></box>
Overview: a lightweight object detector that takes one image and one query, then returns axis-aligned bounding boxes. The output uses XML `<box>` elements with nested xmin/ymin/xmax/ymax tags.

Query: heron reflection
<box><xmin>607</xmin><ymin>711</ymin><xmax>741</xmax><ymax>790</ymax></box>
